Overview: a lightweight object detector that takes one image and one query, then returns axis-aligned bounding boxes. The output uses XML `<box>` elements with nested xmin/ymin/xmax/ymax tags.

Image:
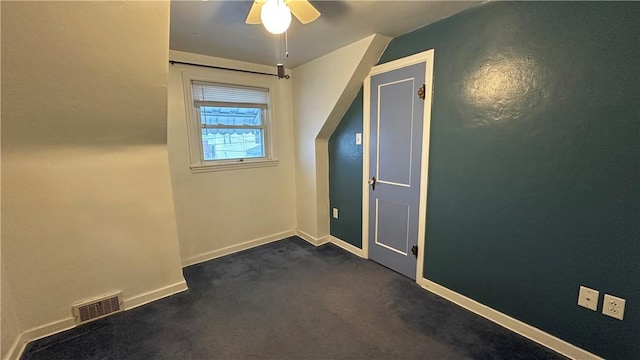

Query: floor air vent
<box><xmin>72</xmin><ymin>292</ymin><xmax>123</xmax><ymax>324</ymax></box>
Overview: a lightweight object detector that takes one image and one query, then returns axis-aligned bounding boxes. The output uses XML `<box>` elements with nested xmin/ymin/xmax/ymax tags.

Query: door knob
<box><xmin>368</xmin><ymin>176</ymin><xmax>376</xmax><ymax>191</ymax></box>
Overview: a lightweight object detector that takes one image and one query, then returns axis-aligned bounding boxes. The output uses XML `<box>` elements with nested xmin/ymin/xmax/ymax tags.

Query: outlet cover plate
<box><xmin>332</xmin><ymin>208</ymin><xmax>338</xmax><ymax>219</ymax></box>
<box><xmin>577</xmin><ymin>286</ymin><xmax>599</xmax><ymax>311</ymax></box>
<box><xmin>602</xmin><ymin>294</ymin><xmax>625</xmax><ymax>320</ymax></box>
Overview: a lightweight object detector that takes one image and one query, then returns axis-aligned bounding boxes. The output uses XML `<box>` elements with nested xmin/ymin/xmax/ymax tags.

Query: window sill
<box><xmin>189</xmin><ymin>159</ymin><xmax>279</xmax><ymax>173</ymax></box>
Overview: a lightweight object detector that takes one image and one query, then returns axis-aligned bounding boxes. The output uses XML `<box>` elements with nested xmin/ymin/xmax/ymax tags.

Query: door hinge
<box><xmin>411</xmin><ymin>245</ymin><xmax>418</xmax><ymax>258</ymax></box>
<box><xmin>417</xmin><ymin>84</ymin><xmax>426</xmax><ymax>100</ymax></box>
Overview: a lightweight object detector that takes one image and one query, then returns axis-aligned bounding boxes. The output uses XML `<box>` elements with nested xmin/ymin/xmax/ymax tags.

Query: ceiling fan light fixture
<box><xmin>261</xmin><ymin>0</ymin><xmax>291</xmax><ymax>35</ymax></box>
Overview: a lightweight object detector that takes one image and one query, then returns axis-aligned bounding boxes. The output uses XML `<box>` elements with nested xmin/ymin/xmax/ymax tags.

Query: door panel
<box><xmin>375</xmin><ymin>200</ymin><xmax>410</xmax><ymax>255</ymax></box>
<box><xmin>378</xmin><ymin>79</ymin><xmax>414</xmax><ymax>186</ymax></box>
<box><xmin>368</xmin><ymin>62</ymin><xmax>425</xmax><ymax>280</ymax></box>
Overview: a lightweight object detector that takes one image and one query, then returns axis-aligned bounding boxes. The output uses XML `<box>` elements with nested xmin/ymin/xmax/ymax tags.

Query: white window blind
<box><xmin>192</xmin><ymin>81</ymin><xmax>269</xmax><ymax>109</ymax></box>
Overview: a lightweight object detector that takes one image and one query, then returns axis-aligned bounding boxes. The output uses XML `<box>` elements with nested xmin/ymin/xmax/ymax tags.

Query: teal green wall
<box><xmin>329</xmin><ymin>89</ymin><xmax>363</xmax><ymax>248</ymax></box>
<box><xmin>328</xmin><ymin>2</ymin><xmax>639</xmax><ymax>359</ymax></box>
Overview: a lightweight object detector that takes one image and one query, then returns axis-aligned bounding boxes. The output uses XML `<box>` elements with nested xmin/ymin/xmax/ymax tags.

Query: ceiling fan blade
<box><xmin>245</xmin><ymin>0</ymin><xmax>266</xmax><ymax>24</ymax></box>
<box><xmin>287</xmin><ymin>0</ymin><xmax>320</xmax><ymax>24</ymax></box>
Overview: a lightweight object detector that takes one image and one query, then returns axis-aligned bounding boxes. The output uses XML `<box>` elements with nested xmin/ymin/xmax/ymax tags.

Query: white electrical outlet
<box><xmin>602</xmin><ymin>294</ymin><xmax>626</xmax><ymax>320</ymax></box>
<box><xmin>577</xmin><ymin>286</ymin><xmax>599</xmax><ymax>311</ymax></box>
<box><xmin>355</xmin><ymin>133</ymin><xmax>362</xmax><ymax>145</ymax></box>
<box><xmin>332</xmin><ymin>208</ymin><xmax>338</xmax><ymax>219</ymax></box>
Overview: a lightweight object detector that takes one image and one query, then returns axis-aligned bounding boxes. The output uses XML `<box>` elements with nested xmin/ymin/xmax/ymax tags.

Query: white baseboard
<box><xmin>181</xmin><ymin>230</ymin><xmax>296</xmax><ymax>267</ymax></box>
<box><xmin>418</xmin><ymin>278</ymin><xmax>603</xmax><ymax>360</ymax></box>
<box><xmin>3</xmin><ymin>332</ymin><xmax>22</xmax><ymax>360</ymax></box>
<box><xmin>3</xmin><ymin>317</ymin><xmax>76</xmax><ymax>360</ymax></box>
<box><xmin>124</xmin><ymin>280</ymin><xmax>188</xmax><ymax>310</ymax></box>
<box><xmin>328</xmin><ymin>235</ymin><xmax>365</xmax><ymax>257</ymax></box>
<box><xmin>3</xmin><ymin>280</ymin><xmax>190</xmax><ymax>360</ymax></box>
<box><xmin>296</xmin><ymin>229</ymin><xmax>329</xmax><ymax>246</ymax></box>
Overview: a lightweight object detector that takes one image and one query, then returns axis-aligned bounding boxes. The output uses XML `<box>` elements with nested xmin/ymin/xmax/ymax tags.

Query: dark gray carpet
<box><xmin>22</xmin><ymin>236</ymin><xmax>566</xmax><ymax>359</ymax></box>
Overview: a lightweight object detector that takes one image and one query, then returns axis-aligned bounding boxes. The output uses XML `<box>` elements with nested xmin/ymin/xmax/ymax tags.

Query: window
<box><xmin>183</xmin><ymin>75</ymin><xmax>278</xmax><ymax>172</ymax></box>
<box><xmin>198</xmin><ymin>106</ymin><xmax>264</xmax><ymax>161</ymax></box>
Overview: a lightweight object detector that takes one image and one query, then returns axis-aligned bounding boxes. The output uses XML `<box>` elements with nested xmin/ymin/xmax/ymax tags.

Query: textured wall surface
<box><xmin>328</xmin><ymin>2</ymin><xmax>639</xmax><ymax>358</ymax></box>
<box><xmin>329</xmin><ymin>89</ymin><xmax>364</xmax><ymax>247</ymax></box>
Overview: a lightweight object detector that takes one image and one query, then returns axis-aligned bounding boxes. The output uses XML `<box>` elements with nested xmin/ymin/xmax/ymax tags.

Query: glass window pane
<box><xmin>200</xmin><ymin>107</ymin><xmax>262</xmax><ymax>126</ymax></box>
<box><xmin>201</xmin><ymin>128</ymin><xmax>265</xmax><ymax>161</ymax></box>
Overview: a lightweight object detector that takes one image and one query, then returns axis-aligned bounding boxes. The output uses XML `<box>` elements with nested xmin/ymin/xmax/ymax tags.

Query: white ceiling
<box><xmin>170</xmin><ymin>1</ymin><xmax>482</xmax><ymax>68</ymax></box>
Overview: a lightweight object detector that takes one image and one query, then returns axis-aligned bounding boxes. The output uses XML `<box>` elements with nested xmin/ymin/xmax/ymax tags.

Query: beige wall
<box><xmin>167</xmin><ymin>51</ymin><xmax>297</xmax><ymax>266</ymax></box>
<box><xmin>291</xmin><ymin>35</ymin><xmax>390</xmax><ymax>241</ymax></box>
<box><xmin>1</xmin><ymin>2</ymin><xmax>185</xmax><ymax>357</ymax></box>
<box><xmin>1</xmin><ymin>1</ymin><xmax>392</xmax><ymax>356</ymax></box>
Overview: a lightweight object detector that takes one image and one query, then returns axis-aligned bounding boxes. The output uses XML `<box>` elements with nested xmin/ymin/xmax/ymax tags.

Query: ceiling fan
<box><xmin>246</xmin><ymin>0</ymin><xmax>321</xmax><ymax>34</ymax></box>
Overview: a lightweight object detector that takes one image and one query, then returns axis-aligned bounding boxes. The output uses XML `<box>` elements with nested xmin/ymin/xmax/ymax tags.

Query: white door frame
<box><xmin>362</xmin><ymin>49</ymin><xmax>435</xmax><ymax>281</ymax></box>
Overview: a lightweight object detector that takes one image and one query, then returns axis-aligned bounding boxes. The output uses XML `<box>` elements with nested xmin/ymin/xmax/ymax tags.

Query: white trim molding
<box><xmin>328</xmin><ymin>236</ymin><xmax>365</xmax><ymax>258</ymax></box>
<box><xmin>190</xmin><ymin>159</ymin><xmax>279</xmax><ymax>173</ymax></box>
<box><xmin>296</xmin><ymin>229</ymin><xmax>329</xmax><ymax>247</ymax></box>
<box><xmin>3</xmin><ymin>317</ymin><xmax>76</xmax><ymax>360</ymax></box>
<box><xmin>181</xmin><ymin>230</ymin><xmax>296</xmax><ymax>267</ymax></box>
<box><xmin>3</xmin><ymin>280</ymin><xmax>190</xmax><ymax>360</ymax></box>
<box><xmin>4</xmin><ymin>333</ymin><xmax>23</xmax><ymax>360</ymax></box>
<box><xmin>124</xmin><ymin>280</ymin><xmax>189</xmax><ymax>310</ymax></box>
<box><xmin>362</xmin><ymin>71</ymin><xmax>371</xmax><ymax>260</ymax></box>
<box><xmin>418</xmin><ymin>278</ymin><xmax>603</xmax><ymax>360</ymax></box>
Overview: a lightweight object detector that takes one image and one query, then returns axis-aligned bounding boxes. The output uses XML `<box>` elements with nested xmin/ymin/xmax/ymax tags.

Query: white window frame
<box><xmin>182</xmin><ymin>69</ymin><xmax>279</xmax><ymax>173</ymax></box>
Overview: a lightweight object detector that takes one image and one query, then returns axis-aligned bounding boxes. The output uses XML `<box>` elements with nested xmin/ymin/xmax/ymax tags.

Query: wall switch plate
<box><xmin>602</xmin><ymin>294</ymin><xmax>625</xmax><ymax>320</ymax></box>
<box><xmin>577</xmin><ymin>286</ymin><xmax>599</xmax><ymax>311</ymax></box>
<box><xmin>332</xmin><ymin>208</ymin><xmax>338</xmax><ymax>219</ymax></box>
<box><xmin>355</xmin><ymin>133</ymin><xmax>362</xmax><ymax>145</ymax></box>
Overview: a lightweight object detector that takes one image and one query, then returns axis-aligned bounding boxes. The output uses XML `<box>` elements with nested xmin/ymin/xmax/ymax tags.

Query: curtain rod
<box><xmin>169</xmin><ymin>60</ymin><xmax>290</xmax><ymax>79</ymax></box>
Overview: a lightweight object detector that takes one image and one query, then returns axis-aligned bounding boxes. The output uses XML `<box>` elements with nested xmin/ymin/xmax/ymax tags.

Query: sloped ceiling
<box><xmin>170</xmin><ymin>1</ymin><xmax>481</xmax><ymax>68</ymax></box>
